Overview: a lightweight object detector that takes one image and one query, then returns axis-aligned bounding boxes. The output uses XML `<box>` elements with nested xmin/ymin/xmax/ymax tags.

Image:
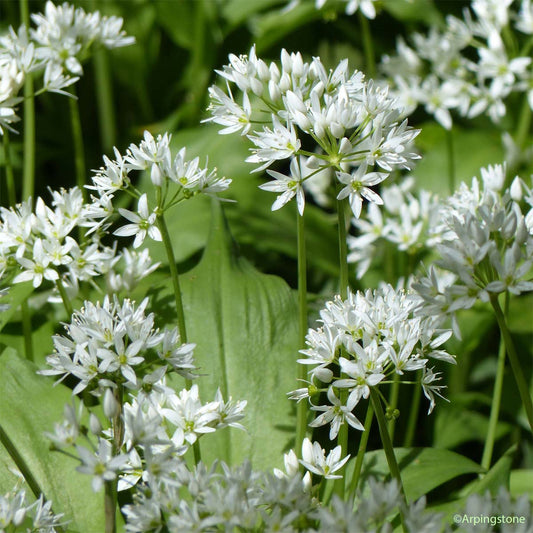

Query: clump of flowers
<box><xmin>380</xmin><ymin>0</ymin><xmax>533</xmax><ymax>127</ymax></box>
<box><xmin>205</xmin><ymin>46</ymin><xmax>420</xmax><ymax>217</ymax></box>
<box><xmin>413</xmin><ymin>163</ymin><xmax>533</xmax><ymax>326</ymax></box>
<box><xmin>0</xmin><ymin>0</ymin><xmax>134</xmax><ymax>133</ymax></box>
<box><xmin>348</xmin><ymin>177</ymin><xmax>444</xmax><ymax>278</ymax></box>
<box><xmin>292</xmin><ymin>282</ymin><xmax>455</xmax><ymax>439</ymax></box>
<box><xmin>0</xmin><ymin>482</ymin><xmax>65</xmax><ymax>532</ymax></box>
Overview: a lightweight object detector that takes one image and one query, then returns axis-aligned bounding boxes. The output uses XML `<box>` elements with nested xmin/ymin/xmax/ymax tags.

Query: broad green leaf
<box><xmin>412</xmin><ymin>123</ymin><xmax>504</xmax><ymax>195</ymax></box>
<box><xmin>0</xmin><ymin>281</ymin><xmax>33</xmax><ymax>334</ymax></box>
<box><xmin>351</xmin><ymin>447</ymin><xmax>483</xmax><ymax>502</ymax></box>
<box><xmin>382</xmin><ymin>0</ymin><xmax>443</xmax><ymax>26</ymax></box>
<box><xmin>508</xmin><ymin>294</ymin><xmax>533</xmax><ymax>334</ymax></box>
<box><xmin>510</xmin><ymin>470</ymin><xmax>533</xmax><ymax>501</ymax></box>
<box><xmin>163</xmin><ymin>200</ymin><xmax>299</xmax><ymax>470</ymax></box>
<box><xmin>222</xmin><ymin>0</ymin><xmax>286</xmax><ymax>27</ymax></box>
<box><xmin>434</xmin><ymin>405</ymin><xmax>512</xmax><ymax>449</ymax></box>
<box><xmin>0</xmin><ymin>349</ymin><xmax>105</xmax><ymax>532</ymax></box>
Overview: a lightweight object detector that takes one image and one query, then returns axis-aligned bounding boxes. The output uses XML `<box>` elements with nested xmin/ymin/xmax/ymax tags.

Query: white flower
<box><xmin>14</xmin><ymin>238</ymin><xmax>58</xmax><ymax>287</ymax></box>
<box><xmin>299</xmin><ymin>438</ymin><xmax>350</xmax><ymax>479</ymax></box>
<box><xmin>115</xmin><ymin>194</ymin><xmax>161</xmax><ymax>248</ymax></box>
<box><xmin>259</xmin><ymin>157</ymin><xmax>305</xmax><ymax>215</ymax></box>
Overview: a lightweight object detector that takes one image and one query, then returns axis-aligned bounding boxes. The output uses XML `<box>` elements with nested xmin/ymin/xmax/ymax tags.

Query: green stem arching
<box><xmin>104</xmin><ymin>480</ymin><xmax>116</xmax><ymax>533</ymax></box>
<box><xmin>515</xmin><ymin>82</ymin><xmax>532</xmax><ymax>153</ymax></box>
<box><xmin>370</xmin><ymin>388</ymin><xmax>408</xmax><ymax>531</ymax></box>
<box><xmin>403</xmin><ymin>371</ymin><xmax>423</xmax><ymax>448</ymax></box>
<box><xmin>348</xmin><ymin>403</ymin><xmax>374</xmax><ymax>499</ymax></box>
<box><xmin>3</xmin><ymin>133</ymin><xmax>17</xmax><ymax>206</ymax></box>
<box><xmin>296</xmin><ymin>210</ymin><xmax>309</xmax><ymax>453</ymax></box>
<box><xmin>490</xmin><ymin>294</ymin><xmax>533</xmax><ymax>433</ymax></box>
<box><xmin>445</xmin><ymin>126</ymin><xmax>455</xmax><ymax>194</ymax></box>
<box><xmin>68</xmin><ymin>87</ymin><xmax>87</xmax><ymax>202</ymax></box>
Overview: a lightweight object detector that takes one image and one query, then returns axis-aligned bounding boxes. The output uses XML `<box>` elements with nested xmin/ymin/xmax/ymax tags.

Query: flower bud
<box><xmin>510</xmin><ymin>176</ymin><xmax>523</xmax><ymax>201</ymax></box>
<box><xmin>103</xmin><ymin>388</ymin><xmax>119</xmax><ymax>419</ymax></box>
<box><xmin>305</xmin><ymin>155</ymin><xmax>320</xmax><ymax>169</ymax></box>
<box><xmin>89</xmin><ymin>413</ymin><xmax>102</xmax><ymax>436</ymax></box>
<box><xmin>314</xmin><ymin>367</ymin><xmax>333</xmax><ymax>383</ymax></box>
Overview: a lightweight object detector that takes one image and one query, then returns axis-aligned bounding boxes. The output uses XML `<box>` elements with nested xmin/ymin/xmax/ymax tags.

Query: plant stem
<box><xmin>21</xmin><ymin>300</ymin><xmax>34</xmax><ymax>363</ymax></box>
<box><xmin>515</xmin><ymin>84</ymin><xmax>532</xmax><ymax>152</ymax></box>
<box><xmin>370</xmin><ymin>388</ymin><xmax>407</xmax><ymax>530</ymax></box>
<box><xmin>104</xmin><ymin>481</ymin><xmax>116</xmax><ymax>533</ymax></box>
<box><xmin>490</xmin><ymin>294</ymin><xmax>533</xmax><ymax>433</ymax></box>
<box><xmin>348</xmin><ymin>403</ymin><xmax>374</xmax><ymax>499</ymax></box>
<box><xmin>403</xmin><ymin>371</ymin><xmax>422</xmax><ymax>448</ymax></box>
<box><xmin>93</xmin><ymin>47</ymin><xmax>117</xmax><ymax>151</ymax></box>
<box><xmin>334</xmin><ymin>193</ymin><xmax>350</xmax><ymax>497</ymax></box>
<box><xmin>387</xmin><ymin>373</ymin><xmax>400</xmax><ymax>443</ymax></box>
<box><xmin>156</xmin><ymin>207</ymin><xmax>201</xmax><ymax>464</ymax></box>
<box><xmin>3</xmin><ymin>133</ymin><xmax>17</xmax><ymax>206</ymax></box>
<box><xmin>68</xmin><ymin>86</ymin><xmax>87</xmax><ymax>202</ymax></box>
<box><xmin>359</xmin><ymin>11</ymin><xmax>376</xmax><ymax>79</ymax></box>
<box><xmin>445</xmin><ymin>126</ymin><xmax>455</xmax><ymax>194</ymax></box>
<box><xmin>56</xmin><ymin>278</ymin><xmax>74</xmax><ymax>318</ymax></box>
<box><xmin>296</xmin><ymin>210</ymin><xmax>308</xmax><ymax>453</ymax></box>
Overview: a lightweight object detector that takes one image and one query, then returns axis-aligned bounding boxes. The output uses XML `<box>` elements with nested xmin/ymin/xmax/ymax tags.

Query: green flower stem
<box><xmin>445</xmin><ymin>127</ymin><xmax>455</xmax><ymax>194</ymax></box>
<box><xmin>156</xmin><ymin>207</ymin><xmax>202</xmax><ymax>465</ymax></box>
<box><xmin>370</xmin><ymin>388</ymin><xmax>407</xmax><ymax>530</ymax></box>
<box><xmin>93</xmin><ymin>47</ymin><xmax>116</xmax><ymax>151</ymax></box>
<box><xmin>387</xmin><ymin>373</ymin><xmax>400</xmax><ymax>443</ymax></box>
<box><xmin>403</xmin><ymin>371</ymin><xmax>422</xmax><ymax>448</ymax></box>
<box><xmin>348</xmin><ymin>403</ymin><xmax>374</xmax><ymax>499</ymax></box>
<box><xmin>0</xmin><ymin>423</ymin><xmax>43</xmax><ymax>499</ymax></box>
<box><xmin>104</xmin><ymin>481</ymin><xmax>116</xmax><ymax>533</ymax></box>
<box><xmin>68</xmin><ymin>87</ymin><xmax>87</xmax><ymax>202</ymax></box>
<box><xmin>359</xmin><ymin>11</ymin><xmax>376</xmax><ymax>79</ymax></box>
<box><xmin>55</xmin><ymin>278</ymin><xmax>74</xmax><ymax>318</ymax></box>
<box><xmin>334</xmin><ymin>193</ymin><xmax>350</xmax><ymax>498</ymax></box>
<box><xmin>296</xmin><ymin>210</ymin><xmax>309</xmax><ymax>453</ymax></box>
<box><xmin>3</xmin><ymin>133</ymin><xmax>17</xmax><ymax>206</ymax></box>
<box><xmin>490</xmin><ymin>294</ymin><xmax>533</xmax><ymax>433</ymax></box>
<box><xmin>515</xmin><ymin>83</ymin><xmax>532</xmax><ymax>152</ymax></box>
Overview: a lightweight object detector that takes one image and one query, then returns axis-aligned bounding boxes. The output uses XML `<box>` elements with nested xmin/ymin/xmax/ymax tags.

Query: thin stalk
<box><xmin>359</xmin><ymin>11</ymin><xmax>376</xmax><ymax>79</ymax></box>
<box><xmin>370</xmin><ymin>388</ymin><xmax>407</xmax><ymax>530</ymax></box>
<box><xmin>334</xmin><ymin>193</ymin><xmax>350</xmax><ymax>497</ymax></box>
<box><xmin>348</xmin><ymin>403</ymin><xmax>374</xmax><ymax>499</ymax></box>
<box><xmin>56</xmin><ymin>278</ymin><xmax>73</xmax><ymax>318</ymax></box>
<box><xmin>68</xmin><ymin>87</ymin><xmax>87</xmax><ymax>202</ymax></box>
<box><xmin>445</xmin><ymin>127</ymin><xmax>455</xmax><ymax>194</ymax></box>
<box><xmin>490</xmin><ymin>294</ymin><xmax>533</xmax><ymax>433</ymax></box>
<box><xmin>156</xmin><ymin>208</ymin><xmax>201</xmax><ymax>465</ymax></box>
<box><xmin>515</xmin><ymin>86</ymin><xmax>532</xmax><ymax>152</ymax></box>
<box><xmin>0</xmin><ymin>423</ymin><xmax>43</xmax><ymax>499</ymax></box>
<box><xmin>93</xmin><ymin>48</ymin><xmax>116</xmax><ymax>151</ymax></box>
<box><xmin>296</xmin><ymin>210</ymin><xmax>308</xmax><ymax>453</ymax></box>
<box><xmin>104</xmin><ymin>481</ymin><xmax>116</xmax><ymax>533</ymax></box>
<box><xmin>403</xmin><ymin>371</ymin><xmax>422</xmax><ymax>448</ymax></box>
<box><xmin>387</xmin><ymin>374</ymin><xmax>400</xmax><ymax>443</ymax></box>
<box><xmin>3</xmin><ymin>133</ymin><xmax>17</xmax><ymax>206</ymax></box>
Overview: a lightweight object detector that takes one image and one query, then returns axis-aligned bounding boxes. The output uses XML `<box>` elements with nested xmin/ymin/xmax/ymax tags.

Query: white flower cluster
<box><xmin>0</xmin><ymin>1</ymin><xmax>134</xmax><ymax>134</ymax></box>
<box><xmin>414</xmin><ymin>164</ymin><xmax>533</xmax><ymax>329</ymax></box>
<box><xmin>284</xmin><ymin>0</ymin><xmax>378</xmax><ymax>18</ymax></box>
<box><xmin>381</xmin><ymin>0</ymin><xmax>533</xmax><ymax>128</ymax></box>
<box><xmin>0</xmin><ymin>483</ymin><xmax>65</xmax><ymax>532</ymax></box>
<box><xmin>86</xmin><ymin>130</ymin><xmax>231</xmax><ymax>249</ymax></box>
<box><xmin>0</xmin><ymin>187</ymin><xmax>115</xmax><ymax>293</ymax></box>
<box><xmin>41</xmin><ymin>296</ymin><xmax>196</xmax><ymax>392</ymax></box>
<box><xmin>348</xmin><ymin>177</ymin><xmax>443</xmax><ymax>278</ymax></box>
<box><xmin>206</xmin><ymin>46</ymin><xmax>420</xmax><ymax>217</ymax></box>
<box><xmin>292</xmin><ymin>283</ymin><xmax>455</xmax><ymax>438</ymax></box>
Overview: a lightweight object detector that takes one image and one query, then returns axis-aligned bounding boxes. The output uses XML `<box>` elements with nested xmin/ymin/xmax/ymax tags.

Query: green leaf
<box><xmin>351</xmin><ymin>447</ymin><xmax>483</xmax><ymax>502</ymax></box>
<box><xmin>0</xmin><ymin>282</ymin><xmax>33</xmax><ymax>334</ymax></box>
<box><xmin>165</xmin><ymin>200</ymin><xmax>299</xmax><ymax>470</ymax></box>
<box><xmin>434</xmin><ymin>405</ymin><xmax>512</xmax><ymax>449</ymax></box>
<box><xmin>0</xmin><ymin>349</ymin><xmax>105</xmax><ymax>532</ymax></box>
<box><xmin>381</xmin><ymin>0</ymin><xmax>443</xmax><ymax>26</ymax></box>
<box><xmin>222</xmin><ymin>0</ymin><xmax>286</xmax><ymax>27</ymax></box>
<box><xmin>510</xmin><ymin>470</ymin><xmax>533</xmax><ymax>501</ymax></box>
<box><xmin>507</xmin><ymin>294</ymin><xmax>533</xmax><ymax>334</ymax></box>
